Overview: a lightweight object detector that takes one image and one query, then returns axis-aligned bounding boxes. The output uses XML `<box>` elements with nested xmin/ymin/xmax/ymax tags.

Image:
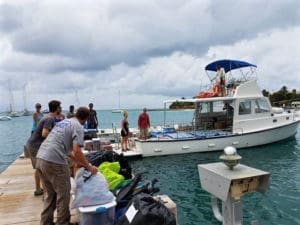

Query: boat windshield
<box><xmin>254</xmin><ymin>98</ymin><xmax>271</xmax><ymax>113</ymax></box>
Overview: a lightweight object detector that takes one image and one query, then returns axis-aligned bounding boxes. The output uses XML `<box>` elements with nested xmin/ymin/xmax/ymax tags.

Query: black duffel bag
<box><xmin>86</xmin><ymin>151</ymin><xmax>132</xmax><ymax>179</ymax></box>
<box><xmin>116</xmin><ymin>193</ymin><xmax>176</xmax><ymax>225</ymax></box>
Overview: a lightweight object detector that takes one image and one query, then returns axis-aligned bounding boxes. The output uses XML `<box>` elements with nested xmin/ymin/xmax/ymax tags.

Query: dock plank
<box><xmin>0</xmin><ymin>157</ymin><xmax>78</xmax><ymax>225</ymax></box>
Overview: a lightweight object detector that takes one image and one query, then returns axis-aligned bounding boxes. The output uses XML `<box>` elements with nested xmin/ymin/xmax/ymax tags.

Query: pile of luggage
<box><xmin>73</xmin><ymin>150</ymin><xmax>177</xmax><ymax>225</ymax></box>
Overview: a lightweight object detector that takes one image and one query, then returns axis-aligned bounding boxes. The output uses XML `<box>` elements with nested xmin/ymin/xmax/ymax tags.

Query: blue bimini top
<box><xmin>205</xmin><ymin>59</ymin><xmax>257</xmax><ymax>73</ymax></box>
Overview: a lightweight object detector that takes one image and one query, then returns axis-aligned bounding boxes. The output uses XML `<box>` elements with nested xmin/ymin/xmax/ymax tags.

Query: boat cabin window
<box><xmin>254</xmin><ymin>98</ymin><xmax>270</xmax><ymax>113</ymax></box>
<box><xmin>291</xmin><ymin>101</ymin><xmax>300</xmax><ymax>108</ymax></box>
<box><xmin>239</xmin><ymin>100</ymin><xmax>251</xmax><ymax>115</ymax></box>
<box><xmin>212</xmin><ymin>101</ymin><xmax>226</xmax><ymax>112</ymax></box>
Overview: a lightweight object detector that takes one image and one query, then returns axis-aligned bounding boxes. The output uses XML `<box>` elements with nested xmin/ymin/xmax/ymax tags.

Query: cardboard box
<box><xmin>84</xmin><ymin>140</ymin><xmax>93</xmax><ymax>151</ymax></box>
<box><xmin>214</xmin><ymin>122</ymin><xmax>226</xmax><ymax>129</ymax></box>
<box><xmin>101</xmin><ymin>145</ymin><xmax>113</xmax><ymax>151</ymax></box>
<box><xmin>92</xmin><ymin>138</ymin><xmax>101</xmax><ymax>151</ymax></box>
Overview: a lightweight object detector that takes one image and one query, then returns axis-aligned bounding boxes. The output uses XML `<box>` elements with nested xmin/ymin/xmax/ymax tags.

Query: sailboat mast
<box><xmin>118</xmin><ymin>90</ymin><xmax>120</xmax><ymax>109</ymax></box>
<box><xmin>8</xmin><ymin>79</ymin><xmax>14</xmax><ymax>112</ymax></box>
<box><xmin>23</xmin><ymin>84</ymin><xmax>27</xmax><ymax>111</ymax></box>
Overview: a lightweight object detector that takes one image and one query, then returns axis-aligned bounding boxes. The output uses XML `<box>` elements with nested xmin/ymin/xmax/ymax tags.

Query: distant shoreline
<box><xmin>148</xmin><ymin>108</ymin><xmax>194</xmax><ymax>111</ymax></box>
<box><xmin>109</xmin><ymin>108</ymin><xmax>194</xmax><ymax>112</ymax></box>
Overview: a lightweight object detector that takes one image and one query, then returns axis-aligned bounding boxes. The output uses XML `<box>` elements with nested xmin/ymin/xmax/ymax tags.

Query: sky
<box><xmin>0</xmin><ymin>0</ymin><xmax>300</xmax><ymax>111</ymax></box>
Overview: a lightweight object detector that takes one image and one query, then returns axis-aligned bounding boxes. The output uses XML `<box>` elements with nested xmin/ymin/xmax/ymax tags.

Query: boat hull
<box><xmin>135</xmin><ymin>121</ymin><xmax>300</xmax><ymax>157</ymax></box>
<box><xmin>0</xmin><ymin>116</ymin><xmax>12</xmax><ymax>121</ymax></box>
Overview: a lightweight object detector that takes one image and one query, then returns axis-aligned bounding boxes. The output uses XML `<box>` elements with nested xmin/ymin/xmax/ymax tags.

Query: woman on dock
<box><xmin>121</xmin><ymin>110</ymin><xmax>130</xmax><ymax>151</ymax></box>
<box><xmin>31</xmin><ymin>103</ymin><xmax>43</xmax><ymax>134</ymax></box>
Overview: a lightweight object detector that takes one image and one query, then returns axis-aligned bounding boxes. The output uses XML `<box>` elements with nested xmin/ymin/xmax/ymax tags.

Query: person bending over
<box><xmin>36</xmin><ymin>107</ymin><xmax>97</xmax><ymax>225</ymax></box>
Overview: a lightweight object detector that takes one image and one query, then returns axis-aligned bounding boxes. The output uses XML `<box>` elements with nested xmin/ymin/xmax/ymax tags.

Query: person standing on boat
<box><xmin>66</xmin><ymin>105</ymin><xmax>75</xmax><ymax>118</ymax></box>
<box><xmin>121</xmin><ymin>110</ymin><xmax>129</xmax><ymax>151</ymax></box>
<box><xmin>212</xmin><ymin>66</ymin><xmax>226</xmax><ymax>96</ymax></box>
<box><xmin>31</xmin><ymin>103</ymin><xmax>43</xmax><ymax>134</ymax></box>
<box><xmin>87</xmin><ymin>102</ymin><xmax>98</xmax><ymax>129</ymax></box>
<box><xmin>223</xmin><ymin>102</ymin><xmax>234</xmax><ymax>127</ymax></box>
<box><xmin>26</xmin><ymin>100</ymin><xmax>61</xmax><ymax>196</ymax></box>
<box><xmin>223</xmin><ymin>102</ymin><xmax>234</xmax><ymax>117</ymax></box>
<box><xmin>35</xmin><ymin>107</ymin><xmax>98</xmax><ymax>225</ymax></box>
<box><xmin>138</xmin><ymin>107</ymin><xmax>150</xmax><ymax>139</ymax></box>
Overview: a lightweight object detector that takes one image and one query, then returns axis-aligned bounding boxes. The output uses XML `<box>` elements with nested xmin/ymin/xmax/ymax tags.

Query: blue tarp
<box><xmin>205</xmin><ymin>59</ymin><xmax>257</xmax><ymax>73</ymax></box>
<box><xmin>150</xmin><ymin>129</ymin><xmax>232</xmax><ymax>139</ymax></box>
<box><xmin>165</xmin><ymin>132</ymin><xmax>195</xmax><ymax>139</ymax></box>
<box><xmin>162</xmin><ymin>127</ymin><xmax>176</xmax><ymax>133</ymax></box>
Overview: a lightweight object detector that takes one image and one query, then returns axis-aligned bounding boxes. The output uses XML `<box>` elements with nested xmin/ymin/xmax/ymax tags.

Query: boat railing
<box><xmin>112</xmin><ymin>123</ymin><xmax>120</xmax><ymax>149</ymax></box>
<box><xmin>200</xmin><ymin>72</ymin><xmax>257</xmax><ymax>98</ymax></box>
<box><xmin>161</xmin><ymin>121</ymin><xmax>231</xmax><ymax>134</ymax></box>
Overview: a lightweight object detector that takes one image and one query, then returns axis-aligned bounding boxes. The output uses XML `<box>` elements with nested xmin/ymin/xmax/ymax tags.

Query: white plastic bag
<box><xmin>71</xmin><ymin>168</ymin><xmax>115</xmax><ymax>208</ymax></box>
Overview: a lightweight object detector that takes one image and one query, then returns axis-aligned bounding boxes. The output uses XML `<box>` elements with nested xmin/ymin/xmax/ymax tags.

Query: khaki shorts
<box><xmin>140</xmin><ymin>128</ymin><xmax>149</xmax><ymax>138</ymax></box>
<box><xmin>27</xmin><ymin>145</ymin><xmax>39</xmax><ymax>169</ymax></box>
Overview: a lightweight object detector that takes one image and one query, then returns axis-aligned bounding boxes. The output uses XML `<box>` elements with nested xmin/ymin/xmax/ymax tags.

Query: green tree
<box><xmin>268</xmin><ymin>86</ymin><xmax>300</xmax><ymax>106</ymax></box>
<box><xmin>262</xmin><ymin>89</ymin><xmax>269</xmax><ymax>97</ymax></box>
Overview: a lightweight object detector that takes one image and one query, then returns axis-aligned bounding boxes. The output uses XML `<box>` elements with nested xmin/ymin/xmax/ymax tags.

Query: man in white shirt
<box><xmin>212</xmin><ymin>66</ymin><xmax>226</xmax><ymax>96</ymax></box>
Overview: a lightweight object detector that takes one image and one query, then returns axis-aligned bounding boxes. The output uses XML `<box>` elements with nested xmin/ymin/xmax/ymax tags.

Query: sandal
<box><xmin>34</xmin><ymin>189</ymin><xmax>44</xmax><ymax>196</ymax></box>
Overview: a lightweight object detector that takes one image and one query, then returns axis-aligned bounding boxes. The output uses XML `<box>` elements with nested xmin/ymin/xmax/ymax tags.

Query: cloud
<box><xmin>2</xmin><ymin>0</ymin><xmax>299</xmax><ymax>72</ymax></box>
<box><xmin>0</xmin><ymin>3</ymin><xmax>23</xmax><ymax>33</ymax></box>
<box><xmin>0</xmin><ymin>0</ymin><xmax>299</xmax><ymax>110</ymax></box>
<box><xmin>206</xmin><ymin>26</ymin><xmax>300</xmax><ymax>92</ymax></box>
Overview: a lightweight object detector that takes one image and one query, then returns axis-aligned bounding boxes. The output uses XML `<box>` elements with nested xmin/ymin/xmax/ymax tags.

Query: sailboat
<box><xmin>112</xmin><ymin>90</ymin><xmax>123</xmax><ymax>113</ymax></box>
<box><xmin>21</xmin><ymin>84</ymin><xmax>31</xmax><ymax>116</ymax></box>
<box><xmin>7</xmin><ymin>80</ymin><xmax>20</xmax><ymax>117</ymax></box>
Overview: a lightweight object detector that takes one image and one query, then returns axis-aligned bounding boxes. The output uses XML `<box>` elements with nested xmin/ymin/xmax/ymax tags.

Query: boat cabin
<box><xmin>163</xmin><ymin>78</ymin><xmax>285</xmax><ymax>138</ymax></box>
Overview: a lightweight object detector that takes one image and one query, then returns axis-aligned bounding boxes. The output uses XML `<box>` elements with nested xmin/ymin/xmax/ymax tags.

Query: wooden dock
<box><xmin>0</xmin><ymin>157</ymin><xmax>79</xmax><ymax>225</ymax></box>
<box><xmin>1</xmin><ymin>155</ymin><xmax>178</xmax><ymax>225</ymax></box>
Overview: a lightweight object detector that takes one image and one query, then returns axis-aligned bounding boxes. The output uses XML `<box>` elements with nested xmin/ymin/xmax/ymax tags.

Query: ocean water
<box><xmin>0</xmin><ymin>110</ymin><xmax>299</xmax><ymax>225</ymax></box>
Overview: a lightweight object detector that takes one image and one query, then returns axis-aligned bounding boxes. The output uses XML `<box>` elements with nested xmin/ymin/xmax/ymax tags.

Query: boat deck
<box><xmin>0</xmin><ymin>157</ymin><xmax>79</xmax><ymax>225</ymax></box>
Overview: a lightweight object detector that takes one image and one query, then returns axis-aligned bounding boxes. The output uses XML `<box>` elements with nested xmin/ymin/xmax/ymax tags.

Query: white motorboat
<box><xmin>133</xmin><ymin>59</ymin><xmax>300</xmax><ymax>157</ymax></box>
